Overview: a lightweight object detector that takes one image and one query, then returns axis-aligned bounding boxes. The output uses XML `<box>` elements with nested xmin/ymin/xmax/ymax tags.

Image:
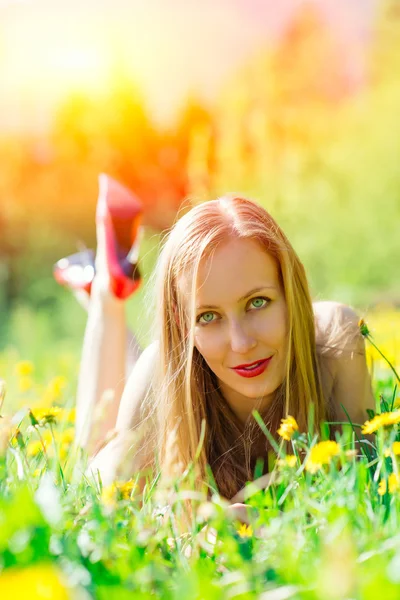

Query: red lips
<box><xmin>230</xmin><ymin>357</ymin><xmax>272</xmax><ymax>379</ymax></box>
<box><xmin>232</xmin><ymin>358</ymin><xmax>270</xmax><ymax>369</ymax></box>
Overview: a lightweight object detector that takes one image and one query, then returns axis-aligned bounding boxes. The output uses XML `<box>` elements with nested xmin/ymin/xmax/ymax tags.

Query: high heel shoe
<box><xmin>53</xmin><ymin>249</ymin><xmax>95</xmax><ymax>294</ymax></box>
<box><xmin>54</xmin><ymin>175</ymin><xmax>143</xmax><ymax>299</ymax></box>
<box><xmin>96</xmin><ymin>173</ymin><xmax>142</xmax><ymax>300</ymax></box>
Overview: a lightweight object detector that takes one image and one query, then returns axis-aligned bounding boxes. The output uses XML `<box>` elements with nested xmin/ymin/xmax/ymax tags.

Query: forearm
<box><xmin>75</xmin><ymin>287</ymin><xmax>127</xmax><ymax>456</ymax></box>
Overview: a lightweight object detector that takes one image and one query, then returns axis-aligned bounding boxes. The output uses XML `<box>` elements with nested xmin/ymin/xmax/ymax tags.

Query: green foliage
<box><xmin>0</xmin><ymin>319</ymin><xmax>400</xmax><ymax>598</ymax></box>
<box><xmin>193</xmin><ymin>0</ymin><xmax>400</xmax><ymax>306</ymax></box>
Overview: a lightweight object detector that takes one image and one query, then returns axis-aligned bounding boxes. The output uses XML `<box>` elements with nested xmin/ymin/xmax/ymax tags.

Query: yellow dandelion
<box><xmin>59</xmin><ymin>446</ymin><xmax>69</xmax><ymax>461</ymax></box>
<box><xmin>42</xmin><ymin>430</ymin><xmax>53</xmax><ymax>445</ymax></box>
<box><xmin>358</xmin><ymin>319</ymin><xmax>370</xmax><ymax>337</ymax></box>
<box><xmin>117</xmin><ymin>479</ymin><xmax>136</xmax><ymax>500</ymax></box>
<box><xmin>0</xmin><ymin>563</ymin><xmax>70</xmax><ymax>599</ymax></box>
<box><xmin>59</xmin><ymin>428</ymin><xmax>75</xmax><ymax>445</ymax></box>
<box><xmin>18</xmin><ymin>376</ymin><xmax>34</xmax><ymax>393</ymax></box>
<box><xmin>57</xmin><ymin>408</ymin><xmax>76</xmax><ymax>424</ymax></box>
<box><xmin>27</xmin><ymin>429</ymin><xmax>54</xmax><ymax>457</ymax></box>
<box><xmin>277</xmin><ymin>454</ymin><xmax>297</xmax><ymax>468</ymax></box>
<box><xmin>378</xmin><ymin>480</ymin><xmax>387</xmax><ymax>496</ymax></box>
<box><xmin>10</xmin><ymin>428</ymin><xmax>24</xmax><ymax>449</ymax></box>
<box><xmin>15</xmin><ymin>360</ymin><xmax>34</xmax><ymax>377</ymax></box>
<box><xmin>362</xmin><ymin>411</ymin><xmax>400</xmax><ymax>435</ymax></box>
<box><xmin>389</xmin><ymin>473</ymin><xmax>400</xmax><ymax>494</ymax></box>
<box><xmin>101</xmin><ymin>483</ymin><xmax>117</xmax><ymax>508</ymax></box>
<box><xmin>31</xmin><ymin>406</ymin><xmax>61</xmax><ymax>426</ymax></box>
<box><xmin>42</xmin><ymin>376</ymin><xmax>68</xmax><ymax>405</ymax></box>
<box><xmin>58</xmin><ymin>429</ymin><xmax>74</xmax><ymax>461</ymax></box>
<box><xmin>305</xmin><ymin>440</ymin><xmax>340</xmax><ymax>474</ymax></box>
<box><xmin>67</xmin><ymin>407</ymin><xmax>76</xmax><ymax>423</ymax></box>
<box><xmin>382</xmin><ymin>443</ymin><xmax>400</xmax><ymax>458</ymax></box>
<box><xmin>101</xmin><ymin>479</ymin><xmax>136</xmax><ymax>507</ymax></box>
<box><xmin>237</xmin><ymin>523</ymin><xmax>253</xmax><ymax>538</ymax></box>
<box><xmin>277</xmin><ymin>416</ymin><xmax>299</xmax><ymax>441</ymax></box>
<box><xmin>27</xmin><ymin>440</ymin><xmax>45</xmax><ymax>458</ymax></box>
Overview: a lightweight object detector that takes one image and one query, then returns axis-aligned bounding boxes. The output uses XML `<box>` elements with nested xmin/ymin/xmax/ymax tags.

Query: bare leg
<box><xmin>74</xmin><ymin>218</ymin><xmax>142</xmax><ymax>457</ymax></box>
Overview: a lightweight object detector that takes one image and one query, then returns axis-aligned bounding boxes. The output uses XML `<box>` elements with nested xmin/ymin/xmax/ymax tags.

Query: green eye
<box><xmin>250</xmin><ymin>297</ymin><xmax>268</xmax><ymax>309</ymax></box>
<box><xmin>199</xmin><ymin>312</ymin><xmax>215</xmax><ymax>324</ymax></box>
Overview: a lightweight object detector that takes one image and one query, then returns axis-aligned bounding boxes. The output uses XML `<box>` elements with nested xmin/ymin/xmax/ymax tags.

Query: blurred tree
<box><xmin>195</xmin><ymin>0</ymin><xmax>400</xmax><ymax>305</ymax></box>
<box><xmin>0</xmin><ymin>62</ymin><xmax>215</xmax><ymax>321</ymax></box>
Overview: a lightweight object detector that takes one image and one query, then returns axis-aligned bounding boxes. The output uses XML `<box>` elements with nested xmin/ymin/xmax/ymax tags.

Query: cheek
<box><xmin>194</xmin><ymin>326</ymin><xmax>226</xmax><ymax>361</ymax></box>
<box><xmin>256</xmin><ymin>303</ymin><xmax>288</xmax><ymax>347</ymax></box>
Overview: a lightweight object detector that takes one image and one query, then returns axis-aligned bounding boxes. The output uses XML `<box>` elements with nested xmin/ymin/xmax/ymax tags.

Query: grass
<box><xmin>1</xmin><ymin>311</ymin><xmax>400</xmax><ymax>598</ymax></box>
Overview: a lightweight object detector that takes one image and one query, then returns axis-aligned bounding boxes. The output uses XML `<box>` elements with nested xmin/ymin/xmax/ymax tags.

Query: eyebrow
<box><xmin>196</xmin><ymin>286</ymin><xmax>277</xmax><ymax>311</ymax></box>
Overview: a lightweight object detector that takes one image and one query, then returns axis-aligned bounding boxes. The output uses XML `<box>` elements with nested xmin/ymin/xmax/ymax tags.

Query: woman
<box><xmin>64</xmin><ymin>185</ymin><xmax>374</xmax><ymax>500</ymax></box>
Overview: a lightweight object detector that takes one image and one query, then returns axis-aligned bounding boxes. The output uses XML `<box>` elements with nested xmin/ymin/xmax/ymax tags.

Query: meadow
<box><xmin>1</xmin><ymin>310</ymin><xmax>400</xmax><ymax>599</ymax></box>
<box><xmin>1</xmin><ymin>2</ymin><xmax>400</xmax><ymax>597</ymax></box>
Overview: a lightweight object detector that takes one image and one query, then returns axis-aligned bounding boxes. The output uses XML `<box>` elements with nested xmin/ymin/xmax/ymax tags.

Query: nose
<box><xmin>228</xmin><ymin>318</ymin><xmax>257</xmax><ymax>354</ymax></box>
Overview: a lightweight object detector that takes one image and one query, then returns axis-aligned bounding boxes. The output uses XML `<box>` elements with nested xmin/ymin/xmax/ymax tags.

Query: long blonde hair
<box><xmin>151</xmin><ymin>195</ymin><xmax>325</xmax><ymax>499</ymax></box>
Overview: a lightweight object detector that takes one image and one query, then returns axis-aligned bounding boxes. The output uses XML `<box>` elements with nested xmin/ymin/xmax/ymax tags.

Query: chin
<box><xmin>239</xmin><ymin>385</ymin><xmax>275</xmax><ymax>400</ymax></box>
<box><xmin>226</xmin><ymin>378</ymin><xmax>277</xmax><ymax>400</ymax></box>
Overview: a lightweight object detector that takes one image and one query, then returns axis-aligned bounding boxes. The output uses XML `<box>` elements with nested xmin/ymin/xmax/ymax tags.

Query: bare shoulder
<box><xmin>313</xmin><ymin>301</ymin><xmax>364</xmax><ymax>358</ymax></box>
<box><xmin>313</xmin><ymin>301</ymin><xmax>374</xmax><ymax>423</ymax></box>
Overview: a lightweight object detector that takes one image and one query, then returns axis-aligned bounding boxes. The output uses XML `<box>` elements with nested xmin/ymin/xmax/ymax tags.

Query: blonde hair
<box><xmin>151</xmin><ymin>195</ymin><xmax>326</xmax><ymax>499</ymax></box>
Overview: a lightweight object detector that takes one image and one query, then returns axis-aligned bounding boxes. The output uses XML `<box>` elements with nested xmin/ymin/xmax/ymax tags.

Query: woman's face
<box><xmin>182</xmin><ymin>237</ymin><xmax>289</xmax><ymax>423</ymax></box>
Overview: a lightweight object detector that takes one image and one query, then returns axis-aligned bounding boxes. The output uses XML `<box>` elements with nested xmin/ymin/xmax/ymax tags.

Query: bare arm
<box><xmin>86</xmin><ymin>342</ymin><xmax>158</xmax><ymax>487</ymax></box>
<box><xmin>115</xmin><ymin>341</ymin><xmax>158</xmax><ymax>430</ymax></box>
<box><xmin>74</xmin><ymin>279</ymin><xmax>128</xmax><ymax>456</ymax></box>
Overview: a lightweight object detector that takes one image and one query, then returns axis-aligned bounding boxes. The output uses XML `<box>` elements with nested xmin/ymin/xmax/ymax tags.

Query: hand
<box><xmin>225</xmin><ymin>502</ymin><xmax>258</xmax><ymax>525</ymax></box>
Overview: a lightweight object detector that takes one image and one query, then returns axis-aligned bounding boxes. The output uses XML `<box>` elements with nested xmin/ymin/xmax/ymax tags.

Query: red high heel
<box><xmin>54</xmin><ymin>175</ymin><xmax>143</xmax><ymax>299</ymax></box>
<box><xmin>53</xmin><ymin>249</ymin><xmax>95</xmax><ymax>294</ymax></box>
<box><xmin>96</xmin><ymin>174</ymin><xmax>142</xmax><ymax>300</ymax></box>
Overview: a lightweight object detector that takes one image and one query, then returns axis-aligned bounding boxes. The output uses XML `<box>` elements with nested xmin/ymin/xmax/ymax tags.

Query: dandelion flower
<box><xmin>389</xmin><ymin>473</ymin><xmax>400</xmax><ymax>494</ymax></box>
<box><xmin>15</xmin><ymin>360</ymin><xmax>34</xmax><ymax>377</ymax></box>
<box><xmin>358</xmin><ymin>319</ymin><xmax>370</xmax><ymax>337</ymax></box>
<box><xmin>277</xmin><ymin>454</ymin><xmax>297</xmax><ymax>468</ymax></box>
<box><xmin>31</xmin><ymin>406</ymin><xmax>61</xmax><ymax>426</ymax></box>
<box><xmin>362</xmin><ymin>411</ymin><xmax>400</xmax><ymax>435</ymax></box>
<box><xmin>10</xmin><ymin>428</ymin><xmax>24</xmax><ymax>450</ymax></box>
<box><xmin>117</xmin><ymin>479</ymin><xmax>136</xmax><ymax>500</ymax></box>
<box><xmin>378</xmin><ymin>480</ymin><xmax>386</xmax><ymax>496</ymax></box>
<box><xmin>277</xmin><ymin>416</ymin><xmax>299</xmax><ymax>441</ymax></box>
<box><xmin>18</xmin><ymin>376</ymin><xmax>34</xmax><ymax>393</ymax></box>
<box><xmin>59</xmin><ymin>428</ymin><xmax>75</xmax><ymax>445</ymax></box>
<box><xmin>101</xmin><ymin>479</ymin><xmax>137</xmax><ymax>507</ymax></box>
<box><xmin>305</xmin><ymin>440</ymin><xmax>340</xmax><ymax>474</ymax></box>
<box><xmin>0</xmin><ymin>563</ymin><xmax>69</xmax><ymax>599</ymax></box>
<box><xmin>383</xmin><ymin>442</ymin><xmax>400</xmax><ymax>458</ymax></box>
<box><xmin>58</xmin><ymin>429</ymin><xmax>75</xmax><ymax>461</ymax></box>
<box><xmin>27</xmin><ymin>440</ymin><xmax>45</xmax><ymax>458</ymax></box>
<box><xmin>43</xmin><ymin>376</ymin><xmax>68</xmax><ymax>405</ymax></box>
<box><xmin>101</xmin><ymin>483</ymin><xmax>118</xmax><ymax>508</ymax></box>
<box><xmin>237</xmin><ymin>523</ymin><xmax>253</xmax><ymax>538</ymax></box>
